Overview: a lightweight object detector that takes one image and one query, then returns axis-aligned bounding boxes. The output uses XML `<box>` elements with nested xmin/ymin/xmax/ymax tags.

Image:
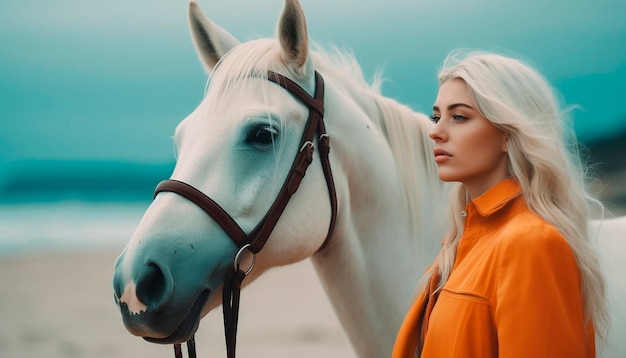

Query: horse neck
<box><xmin>311</xmin><ymin>85</ymin><xmax>447</xmax><ymax>357</ymax></box>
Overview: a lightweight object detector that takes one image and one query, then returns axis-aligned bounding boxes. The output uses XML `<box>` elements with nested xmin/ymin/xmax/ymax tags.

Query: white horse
<box><xmin>112</xmin><ymin>0</ymin><xmax>625</xmax><ymax>357</ymax></box>
<box><xmin>594</xmin><ymin>216</ymin><xmax>626</xmax><ymax>358</ymax></box>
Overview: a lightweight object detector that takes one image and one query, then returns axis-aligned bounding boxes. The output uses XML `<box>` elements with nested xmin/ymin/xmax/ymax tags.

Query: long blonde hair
<box><xmin>419</xmin><ymin>49</ymin><xmax>608</xmax><ymax>341</ymax></box>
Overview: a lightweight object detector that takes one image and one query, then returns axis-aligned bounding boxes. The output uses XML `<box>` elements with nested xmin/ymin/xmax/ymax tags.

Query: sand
<box><xmin>0</xmin><ymin>249</ymin><xmax>355</xmax><ymax>358</ymax></box>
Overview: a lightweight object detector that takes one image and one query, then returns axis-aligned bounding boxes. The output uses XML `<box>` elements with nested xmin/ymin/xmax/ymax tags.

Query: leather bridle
<box><xmin>153</xmin><ymin>70</ymin><xmax>338</xmax><ymax>358</ymax></box>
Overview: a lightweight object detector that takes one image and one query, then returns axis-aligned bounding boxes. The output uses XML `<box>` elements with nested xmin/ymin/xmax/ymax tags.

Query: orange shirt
<box><xmin>392</xmin><ymin>178</ymin><xmax>595</xmax><ymax>357</ymax></box>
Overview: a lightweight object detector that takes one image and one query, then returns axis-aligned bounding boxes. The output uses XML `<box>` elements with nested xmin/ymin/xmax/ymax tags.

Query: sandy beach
<box><xmin>0</xmin><ymin>249</ymin><xmax>355</xmax><ymax>358</ymax></box>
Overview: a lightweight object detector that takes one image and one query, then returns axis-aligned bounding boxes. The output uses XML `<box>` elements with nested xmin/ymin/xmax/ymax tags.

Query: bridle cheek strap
<box><xmin>154</xmin><ymin>70</ymin><xmax>337</xmax><ymax>358</ymax></box>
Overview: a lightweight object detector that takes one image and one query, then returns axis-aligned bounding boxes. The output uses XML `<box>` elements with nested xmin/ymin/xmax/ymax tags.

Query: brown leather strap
<box><xmin>223</xmin><ymin>268</ymin><xmax>246</xmax><ymax>358</ymax></box>
<box><xmin>267</xmin><ymin>70</ymin><xmax>336</xmax><ymax>250</ymax></box>
<box><xmin>155</xmin><ymin>180</ymin><xmax>247</xmax><ymax>247</ymax></box>
<box><xmin>267</xmin><ymin>71</ymin><xmax>324</xmax><ymax>116</ymax></box>
<box><xmin>247</xmin><ymin>70</ymin><xmax>333</xmax><ymax>253</ymax></box>
<box><xmin>173</xmin><ymin>335</ymin><xmax>196</xmax><ymax>358</ymax></box>
<box><xmin>315</xmin><ymin>108</ymin><xmax>337</xmax><ymax>251</ymax></box>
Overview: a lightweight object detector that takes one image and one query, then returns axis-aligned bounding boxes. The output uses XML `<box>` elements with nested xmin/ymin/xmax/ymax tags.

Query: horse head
<box><xmin>113</xmin><ymin>0</ymin><xmax>342</xmax><ymax>344</ymax></box>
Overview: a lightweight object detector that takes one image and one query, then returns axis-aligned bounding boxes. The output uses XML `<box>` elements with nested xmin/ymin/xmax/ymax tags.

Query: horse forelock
<box><xmin>205</xmin><ymin>39</ymin><xmax>380</xmax><ymax>103</ymax></box>
<box><xmin>204</xmin><ymin>39</ymin><xmax>276</xmax><ymax>101</ymax></box>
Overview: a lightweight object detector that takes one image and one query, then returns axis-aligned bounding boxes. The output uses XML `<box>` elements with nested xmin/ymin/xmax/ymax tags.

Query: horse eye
<box><xmin>246</xmin><ymin>126</ymin><xmax>278</xmax><ymax>145</ymax></box>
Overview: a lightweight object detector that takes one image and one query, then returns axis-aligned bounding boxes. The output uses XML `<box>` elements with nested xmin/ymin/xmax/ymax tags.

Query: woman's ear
<box><xmin>502</xmin><ymin>134</ymin><xmax>509</xmax><ymax>153</ymax></box>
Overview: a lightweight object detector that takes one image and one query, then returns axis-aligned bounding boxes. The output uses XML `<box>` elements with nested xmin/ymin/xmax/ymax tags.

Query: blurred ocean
<box><xmin>0</xmin><ymin>201</ymin><xmax>148</xmax><ymax>257</ymax></box>
<box><xmin>0</xmin><ymin>161</ymin><xmax>169</xmax><ymax>256</ymax></box>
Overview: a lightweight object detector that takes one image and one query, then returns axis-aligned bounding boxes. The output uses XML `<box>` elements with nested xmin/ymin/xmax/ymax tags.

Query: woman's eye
<box><xmin>429</xmin><ymin>114</ymin><xmax>440</xmax><ymax>123</ymax></box>
<box><xmin>452</xmin><ymin>114</ymin><xmax>467</xmax><ymax>121</ymax></box>
<box><xmin>246</xmin><ymin>126</ymin><xmax>278</xmax><ymax>145</ymax></box>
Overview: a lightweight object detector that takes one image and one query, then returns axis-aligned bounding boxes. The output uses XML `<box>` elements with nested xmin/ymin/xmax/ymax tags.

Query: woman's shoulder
<box><xmin>491</xmin><ymin>209</ymin><xmax>582</xmax><ymax>295</ymax></box>
<box><xmin>496</xmin><ymin>209</ymin><xmax>572</xmax><ymax>256</ymax></box>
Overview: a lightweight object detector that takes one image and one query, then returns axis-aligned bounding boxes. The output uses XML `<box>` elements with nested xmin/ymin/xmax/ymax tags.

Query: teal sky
<box><xmin>1</xmin><ymin>0</ymin><xmax>625</xmax><ymax>167</ymax></box>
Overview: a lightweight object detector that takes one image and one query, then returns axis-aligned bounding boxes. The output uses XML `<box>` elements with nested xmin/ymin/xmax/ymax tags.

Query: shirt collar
<box><xmin>470</xmin><ymin>177</ymin><xmax>522</xmax><ymax>217</ymax></box>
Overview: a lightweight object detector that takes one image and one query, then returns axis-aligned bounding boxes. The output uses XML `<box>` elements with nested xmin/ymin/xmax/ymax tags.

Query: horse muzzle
<box><xmin>112</xmin><ymin>246</ymin><xmax>217</xmax><ymax>344</ymax></box>
<box><xmin>114</xmin><ymin>283</ymin><xmax>210</xmax><ymax>344</ymax></box>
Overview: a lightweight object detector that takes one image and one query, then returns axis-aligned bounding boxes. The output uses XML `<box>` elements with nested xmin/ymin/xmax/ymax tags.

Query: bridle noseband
<box><xmin>153</xmin><ymin>70</ymin><xmax>337</xmax><ymax>358</ymax></box>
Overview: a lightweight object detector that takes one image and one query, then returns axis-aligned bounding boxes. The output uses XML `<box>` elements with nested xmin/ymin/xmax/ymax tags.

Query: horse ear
<box><xmin>277</xmin><ymin>0</ymin><xmax>313</xmax><ymax>77</ymax></box>
<box><xmin>188</xmin><ymin>1</ymin><xmax>240</xmax><ymax>74</ymax></box>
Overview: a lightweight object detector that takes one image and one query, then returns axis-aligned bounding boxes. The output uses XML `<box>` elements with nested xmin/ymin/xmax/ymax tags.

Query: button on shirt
<box><xmin>392</xmin><ymin>178</ymin><xmax>595</xmax><ymax>358</ymax></box>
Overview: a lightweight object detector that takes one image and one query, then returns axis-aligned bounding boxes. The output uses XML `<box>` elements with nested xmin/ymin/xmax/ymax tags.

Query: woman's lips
<box><xmin>433</xmin><ymin>148</ymin><xmax>452</xmax><ymax>163</ymax></box>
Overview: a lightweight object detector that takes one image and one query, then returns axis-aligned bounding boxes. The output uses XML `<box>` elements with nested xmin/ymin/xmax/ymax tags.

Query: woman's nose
<box><xmin>429</xmin><ymin>119</ymin><xmax>446</xmax><ymax>142</ymax></box>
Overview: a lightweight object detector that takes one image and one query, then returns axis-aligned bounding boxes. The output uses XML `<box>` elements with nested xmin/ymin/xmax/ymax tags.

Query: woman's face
<box><xmin>429</xmin><ymin>78</ymin><xmax>509</xmax><ymax>199</ymax></box>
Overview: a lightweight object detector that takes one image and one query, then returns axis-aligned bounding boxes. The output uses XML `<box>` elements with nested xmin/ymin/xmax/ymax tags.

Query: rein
<box><xmin>153</xmin><ymin>70</ymin><xmax>337</xmax><ymax>358</ymax></box>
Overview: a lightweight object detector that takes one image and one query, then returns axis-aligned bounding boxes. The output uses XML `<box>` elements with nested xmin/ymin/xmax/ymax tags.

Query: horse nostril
<box><xmin>136</xmin><ymin>263</ymin><xmax>172</xmax><ymax>310</ymax></box>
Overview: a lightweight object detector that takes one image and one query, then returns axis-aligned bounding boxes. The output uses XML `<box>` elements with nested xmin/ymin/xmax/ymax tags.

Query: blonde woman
<box><xmin>393</xmin><ymin>51</ymin><xmax>608</xmax><ymax>357</ymax></box>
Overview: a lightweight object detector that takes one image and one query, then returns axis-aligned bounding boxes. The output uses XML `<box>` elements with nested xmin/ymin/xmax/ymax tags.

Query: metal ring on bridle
<box><xmin>233</xmin><ymin>243</ymin><xmax>256</xmax><ymax>275</ymax></box>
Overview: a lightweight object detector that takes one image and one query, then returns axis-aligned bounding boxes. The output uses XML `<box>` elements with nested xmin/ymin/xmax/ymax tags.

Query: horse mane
<box><xmin>207</xmin><ymin>39</ymin><xmax>447</xmax><ymax>251</ymax></box>
<box><xmin>310</xmin><ymin>44</ymin><xmax>448</xmax><ymax>249</ymax></box>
